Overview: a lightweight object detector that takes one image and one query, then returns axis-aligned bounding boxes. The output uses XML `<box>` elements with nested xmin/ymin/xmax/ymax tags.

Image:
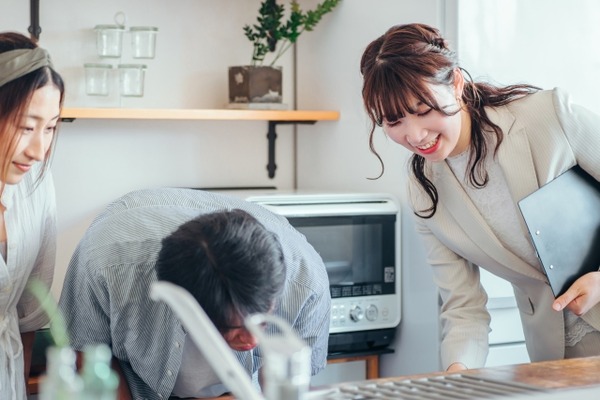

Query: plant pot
<box><xmin>228</xmin><ymin>66</ymin><xmax>282</xmax><ymax>105</ymax></box>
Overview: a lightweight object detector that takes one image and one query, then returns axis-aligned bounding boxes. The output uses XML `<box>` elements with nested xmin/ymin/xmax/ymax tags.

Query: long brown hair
<box><xmin>360</xmin><ymin>23</ymin><xmax>539</xmax><ymax>218</ymax></box>
<box><xmin>0</xmin><ymin>32</ymin><xmax>65</xmax><ymax>185</ymax></box>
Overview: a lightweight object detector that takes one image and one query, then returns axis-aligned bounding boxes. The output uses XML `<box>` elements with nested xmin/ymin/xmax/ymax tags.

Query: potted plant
<box><xmin>228</xmin><ymin>0</ymin><xmax>341</xmax><ymax>108</ymax></box>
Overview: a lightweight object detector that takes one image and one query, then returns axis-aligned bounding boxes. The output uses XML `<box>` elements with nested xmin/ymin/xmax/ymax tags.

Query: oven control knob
<box><xmin>366</xmin><ymin>305</ymin><xmax>378</xmax><ymax>321</ymax></box>
<box><xmin>349</xmin><ymin>306</ymin><xmax>364</xmax><ymax>322</ymax></box>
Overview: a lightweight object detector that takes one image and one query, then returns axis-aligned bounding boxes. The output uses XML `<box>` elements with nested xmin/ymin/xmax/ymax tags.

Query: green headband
<box><xmin>0</xmin><ymin>47</ymin><xmax>53</xmax><ymax>88</ymax></box>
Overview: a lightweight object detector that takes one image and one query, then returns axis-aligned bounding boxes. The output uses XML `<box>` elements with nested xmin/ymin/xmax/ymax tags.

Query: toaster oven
<box><xmin>242</xmin><ymin>191</ymin><xmax>401</xmax><ymax>354</ymax></box>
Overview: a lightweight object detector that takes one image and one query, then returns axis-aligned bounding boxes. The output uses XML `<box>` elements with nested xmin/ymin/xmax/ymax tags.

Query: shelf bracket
<box><xmin>267</xmin><ymin>120</ymin><xmax>315</xmax><ymax>179</ymax></box>
<box><xmin>28</xmin><ymin>0</ymin><xmax>41</xmax><ymax>42</ymax></box>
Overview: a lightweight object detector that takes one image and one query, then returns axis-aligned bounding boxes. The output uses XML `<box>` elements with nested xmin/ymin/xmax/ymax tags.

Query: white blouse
<box><xmin>0</xmin><ymin>163</ymin><xmax>56</xmax><ymax>400</ymax></box>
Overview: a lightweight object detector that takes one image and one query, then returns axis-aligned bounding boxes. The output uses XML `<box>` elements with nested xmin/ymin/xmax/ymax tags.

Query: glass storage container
<box><xmin>118</xmin><ymin>64</ymin><xmax>147</xmax><ymax>97</ymax></box>
<box><xmin>94</xmin><ymin>24</ymin><xmax>125</xmax><ymax>58</ymax></box>
<box><xmin>130</xmin><ymin>26</ymin><xmax>158</xmax><ymax>59</ymax></box>
<box><xmin>84</xmin><ymin>63</ymin><xmax>112</xmax><ymax>96</ymax></box>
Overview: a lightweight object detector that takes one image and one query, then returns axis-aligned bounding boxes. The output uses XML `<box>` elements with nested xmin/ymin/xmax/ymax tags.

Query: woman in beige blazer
<box><xmin>360</xmin><ymin>23</ymin><xmax>600</xmax><ymax>372</ymax></box>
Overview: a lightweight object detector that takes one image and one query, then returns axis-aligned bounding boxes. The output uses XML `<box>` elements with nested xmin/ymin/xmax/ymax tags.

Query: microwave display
<box><xmin>287</xmin><ymin>215</ymin><xmax>396</xmax><ymax>299</ymax></box>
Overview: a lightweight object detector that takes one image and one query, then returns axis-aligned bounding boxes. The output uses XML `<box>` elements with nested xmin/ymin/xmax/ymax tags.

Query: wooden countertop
<box><xmin>448</xmin><ymin>356</ymin><xmax>600</xmax><ymax>389</ymax></box>
<box><xmin>203</xmin><ymin>356</ymin><xmax>600</xmax><ymax>400</ymax></box>
<box><xmin>30</xmin><ymin>356</ymin><xmax>600</xmax><ymax>398</ymax></box>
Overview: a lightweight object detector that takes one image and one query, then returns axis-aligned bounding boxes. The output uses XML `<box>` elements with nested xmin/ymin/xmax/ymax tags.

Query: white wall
<box><xmin>295</xmin><ymin>0</ymin><xmax>445</xmax><ymax>377</ymax></box>
<box><xmin>455</xmin><ymin>0</ymin><xmax>600</xmax><ymax>113</ymax></box>
<box><xmin>295</xmin><ymin>0</ymin><xmax>600</xmax><ymax>377</ymax></box>
<box><xmin>3</xmin><ymin>0</ymin><xmax>446</xmax><ymax>379</ymax></box>
<box><xmin>2</xmin><ymin>0</ymin><xmax>300</xmax><ymax>298</ymax></box>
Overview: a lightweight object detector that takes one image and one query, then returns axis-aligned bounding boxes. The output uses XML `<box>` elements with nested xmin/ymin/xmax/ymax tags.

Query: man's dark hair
<box><xmin>156</xmin><ymin>208</ymin><xmax>286</xmax><ymax>332</ymax></box>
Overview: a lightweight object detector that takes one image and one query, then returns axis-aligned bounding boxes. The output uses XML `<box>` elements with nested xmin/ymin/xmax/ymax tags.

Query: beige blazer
<box><xmin>408</xmin><ymin>88</ymin><xmax>600</xmax><ymax>369</ymax></box>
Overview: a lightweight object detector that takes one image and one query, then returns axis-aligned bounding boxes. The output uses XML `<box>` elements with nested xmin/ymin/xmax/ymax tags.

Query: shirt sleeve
<box><xmin>292</xmin><ymin>281</ymin><xmax>331</xmax><ymax>376</ymax></box>
<box><xmin>18</xmin><ymin>172</ymin><xmax>57</xmax><ymax>332</ymax></box>
<box><xmin>285</xmin><ymin>237</ymin><xmax>331</xmax><ymax>376</ymax></box>
<box><xmin>552</xmin><ymin>87</ymin><xmax>600</xmax><ymax>181</ymax></box>
<box><xmin>407</xmin><ymin>177</ymin><xmax>491</xmax><ymax>370</ymax></box>
<box><xmin>58</xmin><ymin>244</ymin><xmax>112</xmax><ymax>350</ymax></box>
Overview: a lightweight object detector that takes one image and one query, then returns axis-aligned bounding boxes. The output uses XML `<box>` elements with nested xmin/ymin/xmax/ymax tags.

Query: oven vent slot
<box><xmin>322</xmin><ymin>374</ymin><xmax>546</xmax><ymax>399</ymax></box>
<box><xmin>254</xmin><ymin>200</ymin><xmax>391</xmax><ymax>207</ymax></box>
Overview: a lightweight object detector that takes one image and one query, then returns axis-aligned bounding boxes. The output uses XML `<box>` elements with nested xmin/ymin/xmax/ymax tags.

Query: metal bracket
<box><xmin>267</xmin><ymin>120</ymin><xmax>315</xmax><ymax>179</ymax></box>
<box><xmin>60</xmin><ymin>118</ymin><xmax>318</xmax><ymax>179</ymax></box>
<box><xmin>28</xmin><ymin>0</ymin><xmax>41</xmax><ymax>42</ymax></box>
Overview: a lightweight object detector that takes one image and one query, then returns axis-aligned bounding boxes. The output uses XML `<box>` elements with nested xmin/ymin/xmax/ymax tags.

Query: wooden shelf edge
<box><xmin>61</xmin><ymin>107</ymin><xmax>340</xmax><ymax>122</ymax></box>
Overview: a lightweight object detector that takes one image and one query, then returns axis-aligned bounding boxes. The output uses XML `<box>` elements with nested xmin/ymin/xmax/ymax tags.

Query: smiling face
<box><xmin>6</xmin><ymin>84</ymin><xmax>61</xmax><ymax>185</ymax></box>
<box><xmin>380</xmin><ymin>73</ymin><xmax>471</xmax><ymax>162</ymax></box>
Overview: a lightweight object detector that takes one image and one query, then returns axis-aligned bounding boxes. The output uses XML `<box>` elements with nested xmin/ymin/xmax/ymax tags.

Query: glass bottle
<box><xmin>81</xmin><ymin>344</ymin><xmax>119</xmax><ymax>400</ymax></box>
<box><xmin>40</xmin><ymin>346</ymin><xmax>83</xmax><ymax>400</ymax></box>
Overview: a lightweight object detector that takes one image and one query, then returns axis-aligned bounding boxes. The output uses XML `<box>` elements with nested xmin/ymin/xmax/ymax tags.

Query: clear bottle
<box><xmin>81</xmin><ymin>344</ymin><xmax>119</xmax><ymax>400</ymax></box>
<box><xmin>40</xmin><ymin>346</ymin><xmax>84</xmax><ymax>400</ymax></box>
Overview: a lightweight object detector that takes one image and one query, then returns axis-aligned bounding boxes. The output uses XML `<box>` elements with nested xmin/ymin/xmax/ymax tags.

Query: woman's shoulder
<box><xmin>485</xmin><ymin>87</ymin><xmax>571</xmax><ymax>129</ymax></box>
<box><xmin>506</xmin><ymin>87</ymin><xmax>569</xmax><ymax>112</ymax></box>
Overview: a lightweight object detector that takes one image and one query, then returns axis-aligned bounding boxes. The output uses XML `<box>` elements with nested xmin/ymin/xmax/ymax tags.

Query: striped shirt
<box><xmin>58</xmin><ymin>188</ymin><xmax>330</xmax><ymax>400</ymax></box>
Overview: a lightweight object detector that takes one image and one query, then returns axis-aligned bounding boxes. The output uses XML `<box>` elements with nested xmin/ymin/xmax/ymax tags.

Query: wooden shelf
<box><xmin>59</xmin><ymin>107</ymin><xmax>340</xmax><ymax>179</ymax></box>
<box><xmin>60</xmin><ymin>107</ymin><xmax>340</xmax><ymax>122</ymax></box>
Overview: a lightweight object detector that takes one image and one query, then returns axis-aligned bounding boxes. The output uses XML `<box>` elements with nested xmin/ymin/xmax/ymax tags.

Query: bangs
<box><xmin>363</xmin><ymin>61</ymin><xmax>445</xmax><ymax>126</ymax></box>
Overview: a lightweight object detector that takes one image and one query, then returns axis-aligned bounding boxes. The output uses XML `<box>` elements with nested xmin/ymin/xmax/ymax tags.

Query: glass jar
<box><xmin>84</xmin><ymin>63</ymin><xmax>112</xmax><ymax>96</ymax></box>
<box><xmin>82</xmin><ymin>344</ymin><xmax>118</xmax><ymax>400</ymax></box>
<box><xmin>130</xmin><ymin>26</ymin><xmax>158</xmax><ymax>59</ymax></box>
<box><xmin>94</xmin><ymin>24</ymin><xmax>125</xmax><ymax>58</ymax></box>
<box><xmin>118</xmin><ymin>64</ymin><xmax>147</xmax><ymax>97</ymax></box>
<box><xmin>40</xmin><ymin>347</ymin><xmax>84</xmax><ymax>400</ymax></box>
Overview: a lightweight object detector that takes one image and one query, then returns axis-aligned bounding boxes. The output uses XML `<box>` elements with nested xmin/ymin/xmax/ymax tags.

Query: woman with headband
<box><xmin>360</xmin><ymin>23</ymin><xmax>600</xmax><ymax>372</ymax></box>
<box><xmin>0</xmin><ymin>32</ymin><xmax>64</xmax><ymax>398</ymax></box>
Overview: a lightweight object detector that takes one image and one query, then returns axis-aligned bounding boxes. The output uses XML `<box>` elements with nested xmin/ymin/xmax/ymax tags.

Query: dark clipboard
<box><xmin>518</xmin><ymin>165</ymin><xmax>600</xmax><ymax>297</ymax></box>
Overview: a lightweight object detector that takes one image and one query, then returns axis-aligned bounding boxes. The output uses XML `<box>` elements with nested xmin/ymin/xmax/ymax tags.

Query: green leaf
<box><xmin>244</xmin><ymin>0</ymin><xmax>341</xmax><ymax>65</ymax></box>
<box><xmin>27</xmin><ymin>279</ymin><xmax>70</xmax><ymax>349</ymax></box>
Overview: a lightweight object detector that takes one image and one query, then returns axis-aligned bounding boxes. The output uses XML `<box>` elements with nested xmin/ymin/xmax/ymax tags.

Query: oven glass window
<box><xmin>288</xmin><ymin>215</ymin><xmax>396</xmax><ymax>298</ymax></box>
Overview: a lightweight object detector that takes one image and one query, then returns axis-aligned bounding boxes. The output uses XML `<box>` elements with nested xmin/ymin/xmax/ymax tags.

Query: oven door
<box><xmin>287</xmin><ymin>214</ymin><xmax>400</xmax><ymax>334</ymax></box>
